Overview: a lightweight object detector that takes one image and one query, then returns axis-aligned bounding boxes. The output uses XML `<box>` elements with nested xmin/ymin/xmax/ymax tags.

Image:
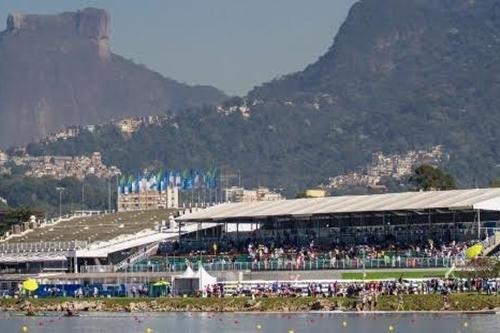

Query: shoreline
<box><xmin>1</xmin><ymin>310</ymin><xmax>498</xmax><ymax>317</ymax></box>
<box><xmin>1</xmin><ymin>294</ymin><xmax>499</xmax><ymax>314</ymax></box>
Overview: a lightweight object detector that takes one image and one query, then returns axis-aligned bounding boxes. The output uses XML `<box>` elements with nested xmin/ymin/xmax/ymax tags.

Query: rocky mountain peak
<box><xmin>6</xmin><ymin>8</ymin><xmax>110</xmax><ymax>60</ymax></box>
<box><xmin>0</xmin><ymin>8</ymin><xmax>226</xmax><ymax>147</ymax></box>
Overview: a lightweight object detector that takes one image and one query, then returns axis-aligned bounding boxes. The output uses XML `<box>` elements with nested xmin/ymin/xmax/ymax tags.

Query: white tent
<box><xmin>172</xmin><ymin>265</ymin><xmax>217</xmax><ymax>296</ymax></box>
<box><xmin>198</xmin><ymin>265</ymin><xmax>217</xmax><ymax>291</ymax></box>
<box><xmin>180</xmin><ymin>266</ymin><xmax>195</xmax><ymax>278</ymax></box>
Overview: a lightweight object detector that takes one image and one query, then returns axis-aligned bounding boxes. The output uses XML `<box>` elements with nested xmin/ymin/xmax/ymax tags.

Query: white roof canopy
<box><xmin>179</xmin><ymin>188</ymin><xmax>500</xmax><ymax>222</ymax></box>
<box><xmin>180</xmin><ymin>266</ymin><xmax>195</xmax><ymax>278</ymax></box>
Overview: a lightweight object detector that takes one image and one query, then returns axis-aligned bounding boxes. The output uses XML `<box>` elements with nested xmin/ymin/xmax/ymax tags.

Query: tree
<box><xmin>0</xmin><ymin>207</ymin><xmax>44</xmax><ymax>235</ymax></box>
<box><xmin>409</xmin><ymin>164</ymin><xmax>456</xmax><ymax>191</ymax></box>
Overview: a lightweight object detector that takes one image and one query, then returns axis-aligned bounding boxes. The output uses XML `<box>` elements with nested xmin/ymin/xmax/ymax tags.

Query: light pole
<box><xmin>81</xmin><ymin>182</ymin><xmax>85</xmax><ymax>211</ymax></box>
<box><xmin>108</xmin><ymin>179</ymin><xmax>111</xmax><ymax>213</ymax></box>
<box><xmin>362</xmin><ymin>246</ymin><xmax>366</xmax><ymax>281</ymax></box>
<box><xmin>56</xmin><ymin>187</ymin><xmax>65</xmax><ymax>220</ymax></box>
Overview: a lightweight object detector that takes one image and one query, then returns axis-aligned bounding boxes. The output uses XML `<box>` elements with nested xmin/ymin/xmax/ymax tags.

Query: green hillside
<box><xmin>22</xmin><ymin>0</ymin><xmax>500</xmax><ymax>194</ymax></box>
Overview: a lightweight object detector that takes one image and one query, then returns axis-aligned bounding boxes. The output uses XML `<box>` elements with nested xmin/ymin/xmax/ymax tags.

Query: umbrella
<box><xmin>22</xmin><ymin>279</ymin><xmax>39</xmax><ymax>292</ymax></box>
<box><xmin>153</xmin><ymin>280</ymin><xmax>170</xmax><ymax>287</ymax></box>
<box><xmin>465</xmin><ymin>244</ymin><xmax>483</xmax><ymax>259</ymax></box>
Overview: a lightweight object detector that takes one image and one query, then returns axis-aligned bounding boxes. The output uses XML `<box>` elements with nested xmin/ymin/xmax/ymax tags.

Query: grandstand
<box><xmin>109</xmin><ymin>189</ymin><xmax>500</xmax><ymax>276</ymax></box>
<box><xmin>0</xmin><ymin>209</ymin><xmax>221</xmax><ymax>275</ymax></box>
<box><xmin>175</xmin><ymin>188</ymin><xmax>500</xmax><ymax>261</ymax></box>
<box><xmin>179</xmin><ymin>188</ymin><xmax>500</xmax><ymax>240</ymax></box>
<box><xmin>2</xmin><ymin>188</ymin><xmax>500</xmax><ymax>281</ymax></box>
<box><xmin>5</xmin><ymin>210</ymin><xmax>168</xmax><ymax>244</ymax></box>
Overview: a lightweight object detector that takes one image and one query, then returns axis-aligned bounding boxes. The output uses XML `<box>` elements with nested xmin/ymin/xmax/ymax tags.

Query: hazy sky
<box><xmin>0</xmin><ymin>0</ymin><xmax>357</xmax><ymax>95</ymax></box>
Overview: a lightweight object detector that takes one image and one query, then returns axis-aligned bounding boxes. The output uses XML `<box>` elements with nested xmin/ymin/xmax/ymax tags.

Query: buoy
<box><xmin>21</xmin><ymin>326</ymin><xmax>28</xmax><ymax>333</ymax></box>
<box><xmin>342</xmin><ymin>321</ymin><xmax>347</xmax><ymax>327</ymax></box>
<box><xmin>463</xmin><ymin>322</ymin><xmax>469</xmax><ymax>328</ymax></box>
<box><xmin>146</xmin><ymin>328</ymin><xmax>153</xmax><ymax>333</ymax></box>
<box><xmin>389</xmin><ymin>325</ymin><xmax>395</xmax><ymax>331</ymax></box>
<box><xmin>288</xmin><ymin>330</ymin><xmax>294</xmax><ymax>333</ymax></box>
<box><xmin>256</xmin><ymin>324</ymin><xmax>262</xmax><ymax>330</ymax></box>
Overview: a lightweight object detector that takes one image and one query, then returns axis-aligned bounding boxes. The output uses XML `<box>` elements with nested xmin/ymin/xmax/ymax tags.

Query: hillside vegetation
<box><xmin>21</xmin><ymin>0</ymin><xmax>500</xmax><ymax>193</ymax></box>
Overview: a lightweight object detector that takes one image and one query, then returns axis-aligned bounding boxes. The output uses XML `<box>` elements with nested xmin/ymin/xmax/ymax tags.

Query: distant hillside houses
<box><xmin>0</xmin><ymin>150</ymin><xmax>9</xmax><ymax>175</ymax></box>
<box><xmin>0</xmin><ymin>150</ymin><xmax>7</xmax><ymax>163</ymax></box>
<box><xmin>11</xmin><ymin>152</ymin><xmax>121</xmax><ymax>180</ymax></box>
<box><xmin>116</xmin><ymin>115</ymin><xmax>168</xmax><ymax>136</ymax></box>
<box><xmin>38</xmin><ymin>115</ymin><xmax>169</xmax><ymax>144</ymax></box>
<box><xmin>39</xmin><ymin>125</ymin><xmax>97</xmax><ymax>145</ymax></box>
<box><xmin>325</xmin><ymin>146</ymin><xmax>445</xmax><ymax>190</ymax></box>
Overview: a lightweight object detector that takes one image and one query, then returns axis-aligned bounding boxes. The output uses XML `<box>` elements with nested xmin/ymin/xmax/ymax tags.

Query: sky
<box><xmin>0</xmin><ymin>0</ymin><xmax>357</xmax><ymax>95</ymax></box>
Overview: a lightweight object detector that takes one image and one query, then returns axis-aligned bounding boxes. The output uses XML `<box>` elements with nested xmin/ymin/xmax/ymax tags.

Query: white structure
<box><xmin>0</xmin><ymin>211</ymin><xmax>218</xmax><ymax>273</ymax></box>
<box><xmin>179</xmin><ymin>188</ymin><xmax>500</xmax><ymax>249</ymax></box>
<box><xmin>172</xmin><ymin>266</ymin><xmax>217</xmax><ymax>296</ymax></box>
<box><xmin>182</xmin><ymin>188</ymin><xmax>500</xmax><ymax>220</ymax></box>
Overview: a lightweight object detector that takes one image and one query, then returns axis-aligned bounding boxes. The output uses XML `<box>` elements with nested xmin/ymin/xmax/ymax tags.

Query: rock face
<box><xmin>7</xmin><ymin>8</ymin><xmax>110</xmax><ymax>60</ymax></box>
<box><xmin>0</xmin><ymin>8</ymin><xmax>226</xmax><ymax>147</ymax></box>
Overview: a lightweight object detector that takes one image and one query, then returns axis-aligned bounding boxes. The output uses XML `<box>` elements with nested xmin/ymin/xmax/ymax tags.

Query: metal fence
<box><xmin>0</xmin><ymin>240</ymin><xmax>88</xmax><ymax>253</ymax></box>
<box><xmin>123</xmin><ymin>256</ymin><xmax>463</xmax><ymax>273</ymax></box>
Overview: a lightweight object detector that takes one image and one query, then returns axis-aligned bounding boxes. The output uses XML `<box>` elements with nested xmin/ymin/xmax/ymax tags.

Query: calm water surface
<box><xmin>0</xmin><ymin>312</ymin><xmax>498</xmax><ymax>333</ymax></box>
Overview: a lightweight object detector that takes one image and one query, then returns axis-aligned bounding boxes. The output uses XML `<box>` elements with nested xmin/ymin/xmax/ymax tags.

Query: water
<box><xmin>0</xmin><ymin>312</ymin><xmax>498</xmax><ymax>333</ymax></box>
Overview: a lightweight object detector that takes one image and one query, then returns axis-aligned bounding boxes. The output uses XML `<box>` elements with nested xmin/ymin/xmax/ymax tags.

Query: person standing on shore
<box><xmin>442</xmin><ymin>290</ymin><xmax>450</xmax><ymax>311</ymax></box>
<box><xmin>396</xmin><ymin>290</ymin><xmax>404</xmax><ymax>311</ymax></box>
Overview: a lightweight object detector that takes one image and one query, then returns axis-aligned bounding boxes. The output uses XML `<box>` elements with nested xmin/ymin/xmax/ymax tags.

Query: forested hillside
<box><xmin>22</xmin><ymin>0</ymin><xmax>500</xmax><ymax>194</ymax></box>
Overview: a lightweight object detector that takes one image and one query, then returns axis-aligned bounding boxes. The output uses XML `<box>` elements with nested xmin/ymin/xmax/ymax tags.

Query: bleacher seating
<box><xmin>2</xmin><ymin>209</ymin><xmax>174</xmax><ymax>245</ymax></box>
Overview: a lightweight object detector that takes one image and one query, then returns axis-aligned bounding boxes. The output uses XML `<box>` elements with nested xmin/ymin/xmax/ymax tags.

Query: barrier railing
<box><xmin>81</xmin><ymin>265</ymin><xmax>114</xmax><ymax>273</ymax></box>
<box><xmin>114</xmin><ymin>243</ymin><xmax>160</xmax><ymax>272</ymax></box>
<box><xmin>0</xmin><ymin>240</ymin><xmax>88</xmax><ymax>253</ymax></box>
<box><xmin>124</xmin><ymin>256</ymin><xmax>464</xmax><ymax>273</ymax></box>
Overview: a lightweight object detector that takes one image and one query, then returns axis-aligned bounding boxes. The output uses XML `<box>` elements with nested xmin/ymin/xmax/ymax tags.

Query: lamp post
<box><xmin>362</xmin><ymin>246</ymin><xmax>366</xmax><ymax>281</ymax></box>
<box><xmin>56</xmin><ymin>187</ymin><xmax>65</xmax><ymax>220</ymax></box>
<box><xmin>81</xmin><ymin>182</ymin><xmax>85</xmax><ymax>211</ymax></box>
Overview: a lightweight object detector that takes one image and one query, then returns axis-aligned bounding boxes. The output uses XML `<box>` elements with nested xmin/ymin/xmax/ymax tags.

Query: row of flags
<box><xmin>118</xmin><ymin>169</ymin><xmax>218</xmax><ymax>194</ymax></box>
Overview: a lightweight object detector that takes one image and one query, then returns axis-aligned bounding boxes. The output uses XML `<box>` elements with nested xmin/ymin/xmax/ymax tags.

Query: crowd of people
<box><xmin>245</xmin><ymin>239</ymin><xmax>470</xmax><ymax>264</ymax></box>
<box><xmin>160</xmin><ymin>238</ymin><xmax>473</xmax><ymax>272</ymax></box>
<box><xmin>221</xmin><ymin>277</ymin><xmax>498</xmax><ymax>311</ymax></box>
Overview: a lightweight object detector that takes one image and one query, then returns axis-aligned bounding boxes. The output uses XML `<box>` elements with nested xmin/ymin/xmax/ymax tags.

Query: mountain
<box><xmin>22</xmin><ymin>0</ymin><xmax>500</xmax><ymax>194</ymax></box>
<box><xmin>246</xmin><ymin>0</ymin><xmax>500</xmax><ymax>187</ymax></box>
<box><xmin>0</xmin><ymin>8</ymin><xmax>227</xmax><ymax>147</ymax></box>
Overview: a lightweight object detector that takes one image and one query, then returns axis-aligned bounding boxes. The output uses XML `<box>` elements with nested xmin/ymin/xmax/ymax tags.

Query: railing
<box><xmin>114</xmin><ymin>243</ymin><xmax>160</xmax><ymax>272</ymax></box>
<box><xmin>482</xmin><ymin>229</ymin><xmax>500</xmax><ymax>256</ymax></box>
<box><xmin>125</xmin><ymin>256</ymin><xmax>464</xmax><ymax>273</ymax></box>
<box><xmin>0</xmin><ymin>240</ymin><xmax>88</xmax><ymax>253</ymax></box>
<box><xmin>80</xmin><ymin>265</ymin><xmax>114</xmax><ymax>273</ymax></box>
<box><xmin>86</xmin><ymin>229</ymin><xmax>158</xmax><ymax>251</ymax></box>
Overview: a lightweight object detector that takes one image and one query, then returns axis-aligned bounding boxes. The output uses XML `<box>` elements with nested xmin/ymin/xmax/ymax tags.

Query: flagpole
<box><xmin>197</xmin><ymin>188</ymin><xmax>200</xmax><ymax>207</ymax></box>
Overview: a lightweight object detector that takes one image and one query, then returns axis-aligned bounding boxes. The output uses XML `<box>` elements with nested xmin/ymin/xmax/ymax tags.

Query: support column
<box><xmin>477</xmin><ymin>209</ymin><xmax>481</xmax><ymax>239</ymax></box>
<box><xmin>74</xmin><ymin>255</ymin><xmax>78</xmax><ymax>274</ymax></box>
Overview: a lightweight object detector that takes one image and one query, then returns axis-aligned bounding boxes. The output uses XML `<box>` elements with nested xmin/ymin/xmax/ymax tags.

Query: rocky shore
<box><xmin>0</xmin><ymin>294</ymin><xmax>499</xmax><ymax>313</ymax></box>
